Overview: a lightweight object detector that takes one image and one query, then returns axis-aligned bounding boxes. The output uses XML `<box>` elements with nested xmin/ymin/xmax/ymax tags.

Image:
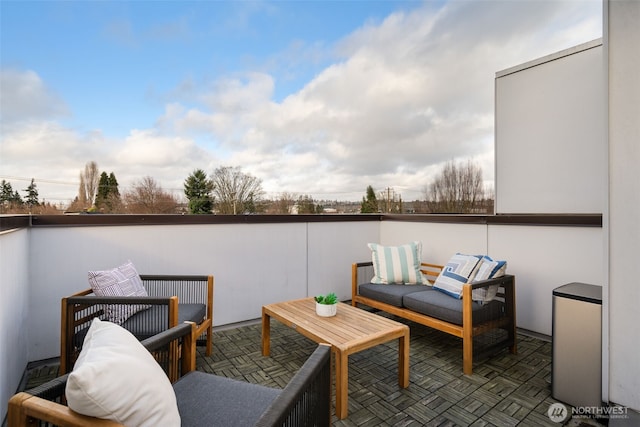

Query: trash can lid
<box><xmin>553</xmin><ymin>282</ymin><xmax>602</xmax><ymax>304</ymax></box>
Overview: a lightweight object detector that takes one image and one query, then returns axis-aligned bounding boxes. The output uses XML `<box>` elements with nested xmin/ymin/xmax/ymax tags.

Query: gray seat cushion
<box><xmin>402</xmin><ymin>290</ymin><xmax>505</xmax><ymax>326</ymax></box>
<box><xmin>358</xmin><ymin>283</ymin><xmax>428</xmax><ymax>307</ymax></box>
<box><xmin>173</xmin><ymin>371</ymin><xmax>280</xmax><ymax>427</ymax></box>
<box><xmin>121</xmin><ymin>303</ymin><xmax>207</xmax><ymax>340</ymax></box>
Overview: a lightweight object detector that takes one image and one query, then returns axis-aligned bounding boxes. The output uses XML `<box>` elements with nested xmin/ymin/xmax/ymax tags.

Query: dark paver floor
<box><xmin>17</xmin><ymin>310</ymin><xmax>619</xmax><ymax>426</ymax></box>
<box><xmin>195</xmin><ymin>312</ymin><xmax>600</xmax><ymax>427</ymax></box>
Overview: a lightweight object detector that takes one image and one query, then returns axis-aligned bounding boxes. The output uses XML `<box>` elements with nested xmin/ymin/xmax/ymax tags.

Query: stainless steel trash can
<box><xmin>552</xmin><ymin>282</ymin><xmax>602</xmax><ymax>408</ymax></box>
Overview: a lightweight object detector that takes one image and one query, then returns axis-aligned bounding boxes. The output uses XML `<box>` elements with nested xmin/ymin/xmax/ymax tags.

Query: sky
<box><xmin>1</xmin><ymin>0</ymin><xmax>602</xmax><ymax>206</ymax></box>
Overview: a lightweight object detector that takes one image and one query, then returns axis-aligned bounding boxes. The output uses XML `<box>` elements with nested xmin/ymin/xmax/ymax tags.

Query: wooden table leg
<box><xmin>398</xmin><ymin>331</ymin><xmax>409</xmax><ymax>388</ymax></box>
<box><xmin>261</xmin><ymin>309</ymin><xmax>271</xmax><ymax>357</ymax></box>
<box><xmin>335</xmin><ymin>349</ymin><xmax>349</xmax><ymax>419</ymax></box>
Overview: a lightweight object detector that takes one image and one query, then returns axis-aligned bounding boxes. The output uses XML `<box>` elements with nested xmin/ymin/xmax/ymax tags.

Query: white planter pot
<box><xmin>316</xmin><ymin>302</ymin><xmax>337</xmax><ymax>317</ymax></box>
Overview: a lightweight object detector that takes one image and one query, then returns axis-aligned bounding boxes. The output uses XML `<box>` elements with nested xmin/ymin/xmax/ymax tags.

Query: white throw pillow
<box><xmin>66</xmin><ymin>318</ymin><xmax>180</xmax><ymax>427</ymax></box>
<box><xmin>368</xmin><ymin>241</ymin><xmax>427</xmax><ymax>284</ymax></box>
<box><xmin>87</xmin><ymin>260</ymin><xmax>149</xmax><ymax>324</ymax></box>
<box><xmin>472</xmin><ymin>256</ymin><xmax>507</xmax><ymax>304</ymax></box>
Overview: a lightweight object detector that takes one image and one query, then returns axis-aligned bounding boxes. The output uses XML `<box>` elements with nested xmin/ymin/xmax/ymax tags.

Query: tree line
<box><xmin>0</xmin><ymin>178</ymin><xmax>60</xmax><ymax>214</ymax></box>
<box><xmin>1</xmin><ymin>159</ymin><xmax>493</xmax><ymax>215</ymax></box>
<box><xmin>360</xmin><ymin>160</ymin><xmax>493</xmax><ymax>214</ymax></box>
<box><xmin>0</xmin><ymin>161</ymin><xmax>322</xmax><ymax>215</ymax></box>
<box><xmin>183</xmin><ymin>167</ymin><xmax>324</xmax><ymax>214</ymax></box>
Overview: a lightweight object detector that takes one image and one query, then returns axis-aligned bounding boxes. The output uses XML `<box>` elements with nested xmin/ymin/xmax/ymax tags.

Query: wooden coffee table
<box><xmin>262</xmin><ymin>297</ymin><xmax>410</xmax><ymax>419</ymax></box>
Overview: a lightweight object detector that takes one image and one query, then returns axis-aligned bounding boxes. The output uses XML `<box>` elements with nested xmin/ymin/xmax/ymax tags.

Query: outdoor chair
<box><xmin>9</xmin><ymin>321</ymin><xmax>332</xmax><ymax>427</ymax></box>
<box><xmin>60</xmin><ymin>273</ymin><xmax>214</xmax><ymax>374</ymax></box>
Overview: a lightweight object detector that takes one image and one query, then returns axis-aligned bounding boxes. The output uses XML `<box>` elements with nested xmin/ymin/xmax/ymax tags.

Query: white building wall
<box><xmin>495</xmin><ymin>39</ymin><xmax>606</xmax><ymax>214</ymax></box>
<box><xmin>307</xmin><ymin>221</ymin><xmax>380</xmax><ymax>301</ymax></box>
<box><xmin>488</xmin><ymin>225</ymin><xmax>603</xmax><ymax>334</ymax></box>
<box><xmin>0</xmin><ymin>228</ymin><xmax>30</xmax><ymax>419</ymax></box>
<box><xmin>380</xmin><ymin>221</ymin><xmax>487</xmax><ymax>262</ymax></box>
<box><xmin>606</xmin><ymin>0</ymin><xmax>640</xmax><ymax>411</ymax></box>
<box><xmin>493</xmin><ymin>0</ymin><xmax>640</xmax><ymax>411</ymax></box>
<box><xmin>381</xmin><ymin>221</ymin><xmax>604</xmax><ymax>335</ymax></box>
<box><xmin>22</xmin><ymin>219</ymin><xmax>601</xmax><ymax>364</ymax></box>
<box><xmin>25</xmin><ymin>221</ymin><xmax>379</xmax><ymax>361</ymax></box>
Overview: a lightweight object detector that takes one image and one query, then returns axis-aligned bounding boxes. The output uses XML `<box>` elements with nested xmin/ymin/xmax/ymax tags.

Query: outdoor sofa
<box><xmin>8</xmin><ymin>321</ymin><xmax>332</xmax><ymax>427</ymax></box>
<box><xmin>352</xmin><ymin>249</ymin><xmax>517</xmax><ymax>375</ymax></box>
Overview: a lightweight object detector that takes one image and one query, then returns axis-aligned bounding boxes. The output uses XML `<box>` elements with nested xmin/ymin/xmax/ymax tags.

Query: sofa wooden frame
<box><xmin>60</xmin><ymin>274</ymin><xmax>214</xmax><ymax>375</ymax></box>
<box><xmin>352</xmin><ymin>261</ymin><xmax>517</xmax><ymax>375</ymax></box>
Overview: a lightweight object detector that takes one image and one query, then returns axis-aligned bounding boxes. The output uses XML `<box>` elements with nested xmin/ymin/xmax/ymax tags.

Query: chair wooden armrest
<box><xmin>8</xmin><ymin>392</ymin><xmax>123</xmax><ymax>427</ymax></box>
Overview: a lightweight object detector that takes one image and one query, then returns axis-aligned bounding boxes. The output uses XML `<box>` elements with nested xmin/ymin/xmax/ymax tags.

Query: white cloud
<box><xmin>0</xmin><ymin>71</ymin><xmax>214</xmax><ymax>202</ymax></box>
<box><xmin>0</xmin><ymin>119</ymin><xmax>107</xmax><ymax>202</ymax></box>
<box><xmin>1</xmin><ymin>1</ymin><xmax>602</xmax><ymax>204</ymax></box>
<box><xmin>103</xmin><ymin>129</ymin><xmax>216</xmax><ymax>197</ymax></box>
<box><xmin>170</xmin><ymin>0</ymin><xmax>601</xmax><ymax>200</ymax></box>
<box><xmin>0</xmin><ymin>68</ymin><xmax>69</xmax><ymax>123</ymax></box>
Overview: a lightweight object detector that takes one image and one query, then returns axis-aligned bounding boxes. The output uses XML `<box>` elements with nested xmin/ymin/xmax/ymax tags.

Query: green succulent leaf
<box><xmin>315</xmin><ymin>292</ymin><xmax>338</xmax><ymax>305</ymax></box>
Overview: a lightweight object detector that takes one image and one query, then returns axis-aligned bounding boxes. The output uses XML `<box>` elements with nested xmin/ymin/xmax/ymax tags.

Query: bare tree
<box><xmin>270</xmin><ymin>192</ymin><xmax>296</xmax><ymax>214</ymax></box>
<box><xmin>210</xmin><ymin>166</ymin><xmax>264</xmax><ymax>214</ymax></box>
<box><xmin>123</xmin><ymin>176</ymin><xmax>178</xmax><ymax>213</ymax></box>
<box><xmin>425</xmin><ymin>160</ymin><xmax>489</xmax><ymax>213</ymax></box>
<box><xmin>77</xmin><ymin>161</ymin><xmax>100</xmax><ymax>208</ymax></box>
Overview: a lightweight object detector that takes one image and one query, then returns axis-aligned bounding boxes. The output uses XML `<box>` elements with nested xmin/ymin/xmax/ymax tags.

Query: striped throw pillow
<box><xmin>88</xmin><ymin>261</ymin><xmax>150</xmax><ymax>325</ymax></box>
<box><xmin>368</xmin><ymin>241</ymin><xmax>426</xmax><ymax>285</ymax></box>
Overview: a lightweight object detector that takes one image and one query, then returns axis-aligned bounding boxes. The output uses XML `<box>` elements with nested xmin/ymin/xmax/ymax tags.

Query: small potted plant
<box><xmin>315</xmin><ymin>292</ymin><xmax>338</xmax><ymax>317</ymax></box>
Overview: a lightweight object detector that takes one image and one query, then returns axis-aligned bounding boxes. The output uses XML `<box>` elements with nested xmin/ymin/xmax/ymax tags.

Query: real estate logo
<box><xmin>548</xmin><ymin>402</ymin><xmax>629</xmax><ymax>423</ymax></box>
<box><xmin>548</xmin><ymin>403</ymin><xmax>569</xmax><ymax>423</ymax></box>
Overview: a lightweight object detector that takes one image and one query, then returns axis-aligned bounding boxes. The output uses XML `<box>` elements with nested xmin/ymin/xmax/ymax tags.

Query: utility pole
<box><xmin>379</xmin><ymin>187</ymin><xmax>403</xmax><ymax>213</ymax></box>
<box><xmin>379</xmin><ymin>187</ymin><xmax>395</xmax><ymax>212</ymax></box>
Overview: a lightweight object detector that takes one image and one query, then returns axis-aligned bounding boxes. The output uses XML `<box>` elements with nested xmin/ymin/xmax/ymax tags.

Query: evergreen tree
<box><xmin>108</xmin><ymin>173</ymin><xmax>120</xmax><ymax>198</ymax></box>
<box><xmin>0</xmin><ymin>180</ymin><xmax>22</xmax><ymax>205</ymax></box>
<box><xmin>0</xmin><ymin>180</ymin><xmax>22</xmax><ymax>212</ymax></box>
<box><xmin>95</xmin><ymin>171</ymin><xmax>121</xmax><ymax>212</ymax></box>
<box><xmin>1</xmin><ymin>180</ymin><xmax>13</xmax><ymax>203</ymax></box>
<box><xmin>12</xmin><ymin>190</ymin><xmax>23</xmax><ymax>205</ymax></box>
<box><xmin>184</xmin><ymin>169</ymin><xmax>214</xmax><ymax>214</ymax></box>
<box><xmin>106</xmin><ymin>172</ymin><xmax>121</xmax><ymax>212</ymax></box>
<box><xmin>360</xmin><ymin>185</ymin><xmax>379</xmax><ymax>213</ymax></box>
<box><xmin>95</xmin><ymin>172</ymin><xmax>110</xmax><ymax>208</ymax></box>
<box><xmin>296</xmin><ymin>195</ymin><xmax>317</xmax><ymax>214</ymax></box>
<box><xmin>23</xmin><ymin>178</ymin><xmax>40</xmax><ymax>209</ymax></box>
